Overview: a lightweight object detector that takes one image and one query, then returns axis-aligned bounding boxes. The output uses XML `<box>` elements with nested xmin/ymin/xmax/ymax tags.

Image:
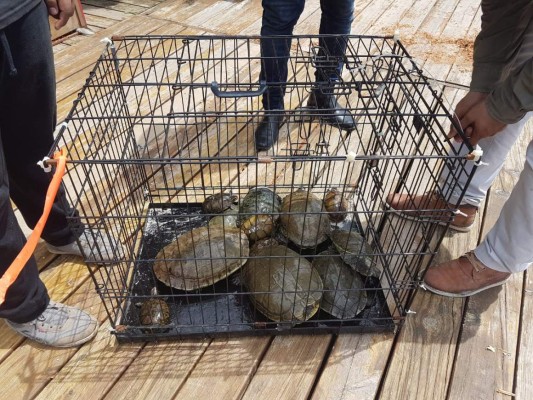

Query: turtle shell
<box><xmin>242</xmin><ymin>244</ymin><xmax>323</xmax><ymax>322</ymax></box>
<box><xmin>202</xmin><ymin>193</ymin><xmax>238</xmax><ymax>214</ymax></box>
<box><xmin>240</xmin><ymin>214</ymin><xmax>275</xmax><ymax>242</ymax></box>
<box><xmin>153</xmin><ymin>226</ymin><xmax>249</xmax><ymax>290</ymax></box>
<box><xmin>208</xmin><ymin>208</ymin><xmax>239</xmax><ymax>229</ymax></box>
<box><xmin>280</xmin><ymin>189</ymin><xmax>330</xmax><ymax>248</ymax></box>
<box><xmin>329</xmin><ymin>229</ymin><xmax>380</xmax><ymax>277</ymax></box>
<box><xmin>139</xmin><ymin>298</ymin><xmax>171</xmax><ymax>326</ymax></box>
<box><xmin>323</xmin><ymin>188</ymin><xmax>348</xmax><ymax>223</ymax></box>
<box><xmin>237</xmin><ymin>187</ymin><xmax>282</xmax><ymax>226</ymax></box>
<box><xmin>312</xmin><ymin>250</ymin><xmax>367</xmax><ymax>318</ymax></box>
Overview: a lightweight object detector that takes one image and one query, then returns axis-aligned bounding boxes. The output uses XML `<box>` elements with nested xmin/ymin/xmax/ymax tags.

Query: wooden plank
<box><xmin>171</xmin><ymin>337</ymin><xmax>270</xmax><ymax>399</ymax></box>
<box><xmin>240</xmin><ymin>335</ymin><xmax>330</xmax><ymax>400</ymax></box>
<box><xmin>311</xmin><ymin>333</ymin><xmax>394</xmax><ymax>400</ymax></box>
<box><xmin>0</xmin><ymin>257</ymin><xmax>95</xmax><ymax>395</ymax></box>
<box><xmin>515</xmin><ymin>267</ymin><xmax>533</xmax><ymax>399</ymax></box>
<box><xmin>447</xmin><ymin>124</ymin><xmax>533</xmax><ymax>399</ymax></box>
<box><xmin>82</xmin><ymin>0</ymin><xmax>148</xmax><ymax>14</ymax></box>
<box><xmin>103</xmin><ymin>340</ymin><xmax>210</xmax><ymax>400</ymax></box>
<box><xmin>82</xmin><ymin>4</ymin><xmax>131</xmax><ymax>21</ymax></box>
<box><xmin>33</xmin><ymin>320</ymin><xmax>143</xmax><ymax>400</ymax></box>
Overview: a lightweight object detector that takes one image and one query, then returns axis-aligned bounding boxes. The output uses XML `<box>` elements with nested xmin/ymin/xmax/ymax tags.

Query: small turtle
<box><xmin>312</xmin><ymin>250</ymin><xmax>367</xmax><ymax>319</ymax></box>
<box><xmin>153</xmin><ymin>226</ymin><xmax>249</xmax><ymax>291</ymax></box>
<box><xmin>280</xmin><ymin>189</ymin><xmax>330</xmax><ymax>248</ymax></box>
<box><xmin>323</xmin><ymin>188</ymin><xmax>349</xmax><ymax>223</ymax></box>
<box><xmin>240</xmin><ymin>214</ymin><xmax>275</xmax><ymax>242</ymax></box>
<box><xmin>237</xmin><ymin>187</ymin><xmax>282</xmax><ymax>226</ymax></box>
<box><xmin>202</xmin><ymin>192</ymin><xmax>238</xmax><ymax>214</ymax></box>
<box><xmin>208</xmin><ymin>208</ymin><xmax>239</xmax><ymax>229</ymax></box>
<box><xmin>243</xmin><ymin>244</ymin><xmax>323</xmax><ymax>322</ymax></box>
<box><xmin>330</xmin><ymin>229</ymin><xmax>380</xmax><ymax>277</ymax></box>
<box><xmin>139</xmin><ymin>298</ymin><xmax>171</xmax><ymax>326</ymax></box>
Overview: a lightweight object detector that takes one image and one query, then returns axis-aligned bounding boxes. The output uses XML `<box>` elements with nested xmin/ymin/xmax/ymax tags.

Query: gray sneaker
<box><xmin>5</xmin><ymin>300</ymin><xmax>98</xmax><ymax>348</ymax></box>
<box><xmin>47</xmin><ymin>231</ymin><xmax>124</xmax><ymax>262</ymax></box>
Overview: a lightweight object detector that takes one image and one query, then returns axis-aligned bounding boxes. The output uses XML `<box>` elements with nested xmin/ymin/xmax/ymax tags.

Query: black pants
<box><xmin>0</xmin><ymin>2</ymin><xmax>77</xmax><ymax>323</ymax></box>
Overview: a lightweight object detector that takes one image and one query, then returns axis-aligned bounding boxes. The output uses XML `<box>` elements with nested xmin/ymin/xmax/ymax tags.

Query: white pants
<box><xmin>446</xmin><ymin>114</ymin><xmax>533</xmax><ymax>273</ymax></box>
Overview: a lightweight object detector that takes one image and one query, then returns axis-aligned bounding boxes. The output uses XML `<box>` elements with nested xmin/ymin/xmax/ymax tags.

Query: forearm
<box><xmin>487</xmin><ymin>58</ymin><xmax>533</xmax><ymax>124</ymax></box>
<box><xmin>470</xmin><ymin>0</ymin><xmax>533</xmax><ymax>92</ymax></box>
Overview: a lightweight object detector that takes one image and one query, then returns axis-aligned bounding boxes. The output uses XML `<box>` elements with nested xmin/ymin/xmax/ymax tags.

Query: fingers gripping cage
<box><xmin>52</xmin><ymin>35</ymin><xmax>477</xmax><ymax>341</ymax></box>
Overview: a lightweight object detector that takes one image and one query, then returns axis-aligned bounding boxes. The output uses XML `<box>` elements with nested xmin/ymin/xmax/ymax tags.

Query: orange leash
<box><xmin>0</xmin><ymin>151</ymin><xmax>67</xmax><ymax>305</ymax></box>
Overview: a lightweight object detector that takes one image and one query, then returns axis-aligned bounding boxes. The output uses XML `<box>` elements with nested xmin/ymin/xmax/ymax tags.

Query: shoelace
<box><xmin>464</xmin><ymin>251</ymin><xmax>486</xmax><ymax>273</ymax></box>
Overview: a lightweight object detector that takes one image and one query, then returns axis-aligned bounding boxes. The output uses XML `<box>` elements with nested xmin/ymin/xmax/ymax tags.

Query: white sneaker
<box><xmin>5</xmin><ymin>300</ymin><xmax>98</xmax><ymax>348</ymax></box>
<box><xmin>47</xmin><ymin>231</ymin><xmax>124</xmax><ymax>262</ymax></box>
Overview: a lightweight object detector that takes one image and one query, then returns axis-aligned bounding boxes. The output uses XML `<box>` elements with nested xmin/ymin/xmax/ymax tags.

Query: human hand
<box><xmin>454</xmin><ymin>99</ymin><xmax>506</xmax><ymax>146</ymax></box>
<box><xmin>448</xmin><ymin>91</ymin><xmax>488</xmax><ymax>142</ymax></box>
<box><xmin>46</xmin><ymin>0</ymin><xmax>75</xmax><ymax>30</ymax></box>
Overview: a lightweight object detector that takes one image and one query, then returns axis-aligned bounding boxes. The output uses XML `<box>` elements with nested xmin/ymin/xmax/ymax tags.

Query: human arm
<box><xmin>45</xmin><ymin>0</ymin><xmax>74</xmax><ymax>30</ymax></box>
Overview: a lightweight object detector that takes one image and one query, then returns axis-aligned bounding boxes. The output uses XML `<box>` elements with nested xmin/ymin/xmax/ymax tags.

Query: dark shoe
<box><xmin>422</xmin><ymin>251</ymin><xmax>511</xmax><ymax>297</ymax></box>
<box><xmin>255</xmin><ymin>112</ymin><xmax>284</xmax><ymax>151</ymax></box>
<box><xmin>307</xmin><ymin>90</ymin><xmax>356</xmax><ymax>131</ymax></box>
<box><xmin>385</xmin><ymin>191</ymin><xmax>478</xmax><ymax>232</ymax></box>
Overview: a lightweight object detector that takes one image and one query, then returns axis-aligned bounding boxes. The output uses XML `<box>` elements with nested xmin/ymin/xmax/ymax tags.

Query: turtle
<box><xmin>329</xmin><ymin>228</ymin><xmax>380</xmax><ymax>277</ymax></box>
<box><xmin>202</xmin><ymin>192</ymin><xmax>238</xmax><ymax>214</ymax></box>
<box><xmin>312</xmin><ymin>249</ymin><xmax>367</xmax><ymax>319</ymax></box>
<box><xmin>240</xmin><ymin>214</ymin><xmax>275</xmax><ymax>242</ymax></box>
<box><xmin>279</xmin><ymin>189</ymin><xmax>330</xmax><ymax>248</ymax></box>
<box><xmin>153</xmin><ymin>226</ymin><xmax>249</xmax><ymax>291</ymax></box>
<box><xmin>323</xmin><ymin>188</ymin><xmax>349</xmax><ymax>223</ymax></box>
<box><xmin>242</xmin><ymin>244</ymin><xmax>323</xmax><ymax>322</ymax></box>
<box><xmin>237</xmin><ymin>187</ymin><xmax>282</xmax><ymax>226</ymax></box>
<box><xmin>208</xmin><ymin>208</ymin><xmax>239</xmax><ymax>229</ymax></box>
<box><xmin>139</xmin><ymin>298</ymin><xmax>171</xmax><ymax>326</ymax></box>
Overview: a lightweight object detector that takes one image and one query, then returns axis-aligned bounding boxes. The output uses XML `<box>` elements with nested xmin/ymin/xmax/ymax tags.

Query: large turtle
<box><xmin>208</xmin><ymin>208</ymin><xmax>239</xmax><ymax>230</ymax></box>
<box><xmin>153</xmin><ymin>226</ymin><xmax>249</xmax><ymax>291</ymax></box>
<box><xmin>237</xmin><ymin>187</ymin><xmax>282</xmax><ymax>224</ymax></box>
<box><xmin>242</xmin><ymin>244</ymin><xmax>323</xmax><ymax>322</ymax></box>
<box><xmin>312</xmin><ymin>250</ymin><xmax>367</xmax><ymax>319</ymax></box>
<box><xmin>330</xmin><ymin>229</ymin><xmax>380</xmax><ymax>277</ymax></box>
<box><xmin>280</xmin><ymin>189</ymin><xmax>330</xmax><ymax>248</ymax></box>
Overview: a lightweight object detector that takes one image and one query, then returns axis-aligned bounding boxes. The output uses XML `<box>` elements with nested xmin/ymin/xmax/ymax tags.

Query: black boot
<box><xmin>254</xmin><ymin>112</ymin><xmax>284</xmax><ymax>152</ymax></box>
<box><xmin>307</xmin><ymin>90</ymin><xmax>356</xmax><ymax>131</ymax></box>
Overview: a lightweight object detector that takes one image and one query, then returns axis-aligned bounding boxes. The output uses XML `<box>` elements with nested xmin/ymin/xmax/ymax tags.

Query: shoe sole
<box><xmin>420</xmin><ymin>276</ymin><xmax>511</xmax><ymax>298</ymax></box>
<box><xmin>384</xmin><ymin>202</ymin><xmax>474</xmax><ymax>233</ymax></box>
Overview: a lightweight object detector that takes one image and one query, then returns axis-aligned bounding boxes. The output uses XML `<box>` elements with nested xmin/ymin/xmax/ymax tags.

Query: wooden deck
<box><xmin>4</xmin><ymin>0</ymin><xmax>532</xmax><ymax>399</ymax></box>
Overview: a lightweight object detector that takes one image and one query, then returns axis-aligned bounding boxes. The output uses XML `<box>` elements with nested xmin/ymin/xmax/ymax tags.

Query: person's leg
<box><xmin>259</xmin><ymin>0</ymin><xmax>305</xmax><ymax>110</ymax></box>
<box><xmin>315</xmin><ymin>0</ymin><xmax>355</xmax><ymax>83</ymax></box>
<box><xmin>386</xmin><ymin>113</ymin><xmax>531</xmax><ymax>231</ymax></box>
<box><xmin>306</xmin><ymin>0</ymin><xmax>356</xmax><ymax>131</ymax></box>
<box><xmin>0</xmin><ymin>134</ymin><xmax>49</xmax><ymax>323</ymax></box>
<box><xmin>0</xmin><ymin>2</ymin><xmax>97</xmax><ymax>347</ymax></box>
<box><xmin>0</xmin><ymin>1</ymin><xmax>79</xmax><ymax>247</ymax></box>
<box><xmin>422</xmin><ymin>137</ymin><xmax>533</xmax><ymax>297</ymax></box>
<box><xmin>474</xmin><ymin>138</ymin><xmax>533</xmax><ymax>273</ymax></box>
<box><xmin>443</xmin><ymin>113</ymin><xmax>531</xmax><ymax>207</ymax></box>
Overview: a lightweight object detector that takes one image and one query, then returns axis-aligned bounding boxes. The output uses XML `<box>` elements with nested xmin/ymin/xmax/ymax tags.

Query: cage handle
<box><xmin>210</xmin><ymin>80</ymin><xmax>267</xmax><ymax>98</ymax></box>
<box><xmin>0</xmin><ymin>151</ymin><xmax>67</xmax><ymax>306</ymax></box>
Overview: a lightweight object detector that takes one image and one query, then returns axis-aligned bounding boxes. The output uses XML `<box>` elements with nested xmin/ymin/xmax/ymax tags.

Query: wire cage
<box><xmin>51</xmin><ymin>34</ymin><xmax>477</xmax><ymax>341</ymax></box>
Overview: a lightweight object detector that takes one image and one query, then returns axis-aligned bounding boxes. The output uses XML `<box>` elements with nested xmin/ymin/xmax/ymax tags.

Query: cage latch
<box><xmin>465</xmin><ymin>145</ymin><xmax>484</xmax><ymax>164</ymax></box>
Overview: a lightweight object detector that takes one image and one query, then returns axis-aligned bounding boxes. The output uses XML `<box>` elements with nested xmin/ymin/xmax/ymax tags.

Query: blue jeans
<box><xmin>260</xmin><ymin>0</ymin><xmax>355</xmax><ymax>109</ymax></box>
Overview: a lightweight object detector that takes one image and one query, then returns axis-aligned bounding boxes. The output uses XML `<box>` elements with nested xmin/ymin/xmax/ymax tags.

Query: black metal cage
<box><xmin>51</xmin><ymin>35</ymin><xmax>477</xmax><ymax>341</ymax></box>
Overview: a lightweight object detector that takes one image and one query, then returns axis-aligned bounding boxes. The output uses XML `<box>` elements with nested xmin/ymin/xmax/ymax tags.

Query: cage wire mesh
<box><xmin>51</xmin><ymin>35</ymin><xmax>477</xmax><ymax>341</ymax></box>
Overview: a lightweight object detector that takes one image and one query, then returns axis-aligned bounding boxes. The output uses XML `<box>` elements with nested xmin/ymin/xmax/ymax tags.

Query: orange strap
<box><xmin>0</xmin><ymin>151</ymin><xmax>67</xmax><ymax>306</ymax></box>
